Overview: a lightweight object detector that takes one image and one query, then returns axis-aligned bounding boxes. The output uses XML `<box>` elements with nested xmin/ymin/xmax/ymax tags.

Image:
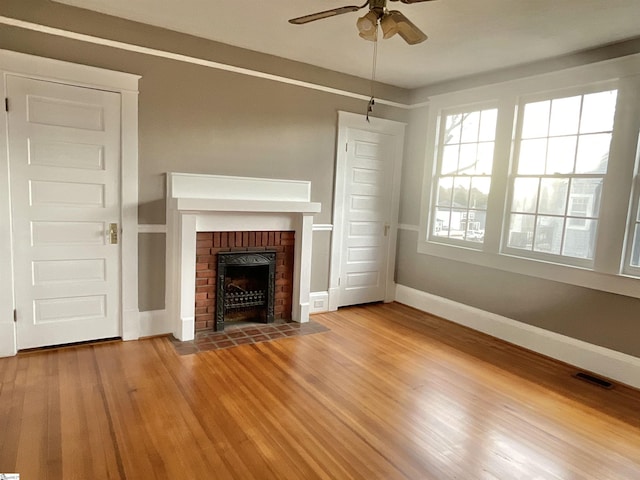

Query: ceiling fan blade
<box><xmin>289</xmin><ymin>6</ymin><xmax>363</xmax><ymax>25</ymax></box>
<box><xmin>388</xmin><ymin>10</ymin><xmax>428</xmax><ymax>44</ymax></box>
<box><xmin>389</xmin><ymin>0</ymin><xmax>437</xmax><ymax>4</ymax></box>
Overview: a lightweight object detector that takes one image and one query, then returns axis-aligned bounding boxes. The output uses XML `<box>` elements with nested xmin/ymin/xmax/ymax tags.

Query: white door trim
<box><xmin>0</xmin><ymin>49</ymin><xmax>140</xmax><ymax>357</ymax></box>
<box><xmin>328</xmin><ymin>111</ymin><xmax>406</xmax><ymax>311</ymax></box>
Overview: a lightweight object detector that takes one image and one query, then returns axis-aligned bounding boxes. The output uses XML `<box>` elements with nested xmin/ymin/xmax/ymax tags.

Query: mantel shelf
<box><xmin>173</xmin><ymin>198</ymin><xmax>321</xmax><ymax>214</ymax></box>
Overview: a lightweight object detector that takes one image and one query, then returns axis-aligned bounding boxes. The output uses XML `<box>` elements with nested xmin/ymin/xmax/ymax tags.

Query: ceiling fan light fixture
<box><xmin>356</xmin><ymin>10</ymin><xmax>379</xmax><ymax>36</ymax></box>
<box><xmin>380</xmin><ymin>13</ymin><xmax>399</xmax><ymax>39</ymax></box>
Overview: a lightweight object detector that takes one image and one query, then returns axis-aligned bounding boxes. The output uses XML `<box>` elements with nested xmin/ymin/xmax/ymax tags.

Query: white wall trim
<box><xmin>395</xmin><ymin>284</ymin><xmax>640</xmax><ymax>390</ymax></box>
<box><xmin>139</xmin><ymin>309</ymin><xmax>170</xmax><ymax>338</ymax></box>
<box><xmin>138</xmin><ymin>224</ymin><xmax>168</xmax><ymax>234</ymax></box>
<box><xmin>0</xmin><ymin>15</ymin><xmax>413</xmax><ymax>109</ymax></box>
<box><xmin>398</xmin><ymin>223</ymin><xmax>420</xmax><ymax>232</ymax></box>
<box><xmin>312</xmin><ymin>224</ymin><xmax>333</xmax><ymax>231</ymax></box>
<box><xmin>309</xmin><ymin>291</ymin><xmax>329</xmax><ymax>314</ymax></box>
<box><xmin>0</xmin><ymin>50</ymin><xmax>139</xmax><ymax>356</ymax></box>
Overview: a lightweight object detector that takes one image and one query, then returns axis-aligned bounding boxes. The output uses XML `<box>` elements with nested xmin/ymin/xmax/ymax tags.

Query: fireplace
<box><xmin>166</xmin><ymin>173</ymin><xmax>320</xmax><ymax>342</ymax></box>
<box><xmin>215</xmin><ymin>250</ymin><xmax>276</xmax><ymax>331</ymax></box>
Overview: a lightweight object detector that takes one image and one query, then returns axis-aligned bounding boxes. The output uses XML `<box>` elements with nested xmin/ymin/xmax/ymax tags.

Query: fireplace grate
<box><xmin>224</xmin><ymin>288</ymin><xmax>267</xmax><ymax>310</ymax></box>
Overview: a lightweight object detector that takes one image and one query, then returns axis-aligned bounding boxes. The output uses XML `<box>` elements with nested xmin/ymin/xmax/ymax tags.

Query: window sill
<box><xmin>415</xmin><ymin>236</ymin><xmax>640</xmax><ymax>300</ymax></box>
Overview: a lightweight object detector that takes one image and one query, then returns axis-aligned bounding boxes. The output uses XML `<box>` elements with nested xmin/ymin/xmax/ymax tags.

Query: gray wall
<box><xmin>397</xmin><ymin>52</ymin><xmax>640</xmax><ymax>359</ymax></box>
<box><xmin>0</xmin><ymin>0</ymin><xmax>408</xmax><ymax>311</ymax></box>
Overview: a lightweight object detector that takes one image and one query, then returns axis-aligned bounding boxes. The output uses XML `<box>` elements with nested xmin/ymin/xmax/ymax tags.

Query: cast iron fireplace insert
<box><xmin>215</xmin><ymin>250</ymin><xmax>276</xmax><ymax>331</ymax></box>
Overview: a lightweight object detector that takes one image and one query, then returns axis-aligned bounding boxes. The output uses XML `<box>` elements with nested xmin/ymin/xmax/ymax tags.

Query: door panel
<box><xmin>7</xmin><ymin>75</ymin><xmax>121</xmax><ymax>349</ymax></box>
<box><xmin>338</xmin><ymin>129</ymin><xmax>394</xmax><ymax>307</ymax></box>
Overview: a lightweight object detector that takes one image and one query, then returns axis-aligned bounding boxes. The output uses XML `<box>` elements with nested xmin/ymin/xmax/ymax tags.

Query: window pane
<box><xmin>449</xmin><ymin>209</ymin><xmax>467</xmax><ymax>240</ymax></box>
<box><xmin>569</xmin><ymin>178</ymin><xmax>602</xmax><ymax>217</ymax></box>
<box><xmin>479</xmin><ymin>109</ymin><xmax>498</xmax><ymax>141</ymax></box>
<box><xmin>631</xmin><ymin>224</ymin><xmax>640</xmax><ymax>267</ymax></box>
<box><xmin>534</xmin><ymin>216</ymin><xmax>564</xmax><ymax>254</ymax></box>
<box><xmin>512</xmin><ymin>177</ymin><xmax>539</xmax><ymax>213</ymax></box>
<box><xmin>546</xmin><ymin>136</ymin><xmax>576</xmax><ymax>174</ymax></box>
<box><xmin>580</xmin><ymin>90</ymin><xmax>617</xmax><ymax>134</ymax></box>
<box><xmin>436</xmin><ymin>177</ymin><xmax>453</xmax><ymax>206</ymax></box>
<box><xmin>476</xmin><ymin>142</ymin><xmax>494</xmax><ymax>174</ymax></box>
<box><xmin>461</xmin><ymin>111</ymin><xmax>480</xmax><ymax>143</ymax></box>
<box><xmin>453</xmin><ymin>176</ymin><xmax>471</xmax><ymax>207</ymax></box>
<box><xmin>442</xmin><ymin>145</ymin><xmax>459</xmax><ymax>174</ymax></box>
<box><xmin>465</xmin><ymin>210</ymin><xmax>485</xmax><ymax>242</ymax></box>
<box><xmin>508</xmin><ymin>214</ymin><xmax>535</xmax><ymax>250</ymax></box>
<box><xmin>433</xmin><ymin>208</ymin><xmax>451</xmax><ymax>237</ymax></box>
<box><xmin>444</xmin><ymin>114</ymin><xmax>463</xmax><ymax>144</ymax></box>
<box><xmin>549</xmin><ymin>96</ymin><xmax>581</xmax><ymax>136</ymax></box>
<box><xmin>521</xmin><ymin>100</ymin><xmax>550</xmax><ymax>139</ymax></box>
<box><xmin>518</xmin><ymin>139</ymin><xmax>547</xmax><ymax>174</ymax></box>
<box><xmin>458</xmin><ymin>144</ymin><xmax>478</xmax><ymax>174</ymax></box>
<box><xmin>470</xmin><ymin>177</ymin><xmax>491</xmax><ymax>210</ymax></box>
<box><xmin>575</xmin><ymin>133</ymin><xmax>611</xmax><ymax>174</ymax></box>
<box><xmin>563</xmin><ymin>219</ymin><xmax>597</xmax><ymax>259</ymax></box>
<box><xmin>538</xmin><ymin>178</ymin><xmax>569</xmax><ymax>215</ymax></box>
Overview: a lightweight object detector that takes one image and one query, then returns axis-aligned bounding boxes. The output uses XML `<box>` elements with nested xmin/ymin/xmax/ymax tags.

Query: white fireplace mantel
<box><xmin>165</xmin><ymin>173</ymin><xmax>321</xmax><ymax>341</ymax></box>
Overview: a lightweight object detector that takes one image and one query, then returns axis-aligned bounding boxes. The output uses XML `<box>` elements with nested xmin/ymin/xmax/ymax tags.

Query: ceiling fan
<box><xmin>288</xmin><ymin>0</ymin><xmax>435</xmax><ymax>45</ymax></box>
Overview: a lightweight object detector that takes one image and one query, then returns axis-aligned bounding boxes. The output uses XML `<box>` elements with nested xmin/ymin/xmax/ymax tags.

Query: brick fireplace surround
<box><xmin>166</xmin><ymin>173</ymin><xmax>320</xmax><ymax>342</ymax></box>
<box><xmin>195</xmin><ymin>231</ymin><xmax>295</xmax><ymax>331</ymax></box>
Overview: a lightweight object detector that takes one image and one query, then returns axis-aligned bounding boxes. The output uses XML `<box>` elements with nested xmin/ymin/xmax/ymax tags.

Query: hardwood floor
<box><xmin>0</xmin><ymin>302</ymin><xmax>638</xmax><ymax>479</ymax></box>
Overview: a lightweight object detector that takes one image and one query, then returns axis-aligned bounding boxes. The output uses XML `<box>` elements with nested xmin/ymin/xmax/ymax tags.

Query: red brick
<box><xmin>196</xmin><ymin>247</ymin><xmax>211</xmax><ymax>255</ymax></box>
<box><xmin>236</xmin><ymin>232</ymin><xmax>243</xmax><ymax>246</ymax></box>
<box><xmin>196</xmin><ymin>263</ymin><xmax>209</xmax><ymax>271</ymax></box>
<box><xmin>196</xmin><ymin>271</ymin><xmax>215</xmax><ymax>278</ymax></box>
<box><xmin>207</xmin><ymin>278</ymin><xmax>215</xmax><ymax>285</ymax></box>
<box><xmin>198</xmin><ymin>232</ymin><xmax>213</xmax><ymax>240</ymax></box>
<box><xmin>195</xmin><ymin>307</ymin><xmax>207</xmax><ymax>315</ymax></box>
<box><xmin>197</xmin><ymin>240</ymin><xmax>213</xmax><ymax>248</ymax></box>
<box><xmin>221</xmin><ymin>232</ymin><xmax>228</xmax><ymax>248</ymax></box>
<box><xmin>282</xmin><ymin>231</ymin><xmax>295</xmax><ymax>240</ymax></box>
<box><xmin>195</xmin><ymin>292</ymin><xmax>208</xmax><ymax>300</ymax></box>
<box><xmin>242</xmin><ymin>231</ymin><xmax>249</xmax><ymax>246</ymax></box>
<box><xmin>249</xmin><ymin>231</ymin><xmax>256</xmax><ymax>247</ymax></box>
<box><xmin>196</xmin><ymin>278</ymin><xmax>208</xmax><ymax>286</ymax></box>
<box><xmin>274</xmin><ymin>232</ymin><xmax>281</xmax><ymax>246</ymax></box>
<box><xmin>281</xmin><ymin>238</ymin><xmax>295</xmax><ymax>246</ymax></box>
<box><xmin>213</xmin><ymin>232</ymin><xmax>221</xmax><ymax>248</ymax></box>
<box><xmin>261</xmin><ymin>232</ymin><xmax>269</xmax><ymax>246</ymax></box>
<box><xmin>268</xmin><ymin>232</ymin><xmax>275</xmax><ymax>245</ymax></box>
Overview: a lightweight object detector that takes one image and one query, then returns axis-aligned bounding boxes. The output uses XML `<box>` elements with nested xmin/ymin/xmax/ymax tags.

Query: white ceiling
<box><xmin>53</xmin><ymin>0</ymin><xmax>640</xmax><ymax>89</ymax></box>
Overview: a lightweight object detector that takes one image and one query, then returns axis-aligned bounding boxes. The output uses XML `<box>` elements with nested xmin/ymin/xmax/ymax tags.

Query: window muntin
<box><xmin>432</xmin><ymin>108</ymin><xmax>497</xmax><ymax>244</ymax></box>
<box><xmin>505</xmin><ymin>90</ymin><xmax>617</xmax><ymax>262</ymax></box>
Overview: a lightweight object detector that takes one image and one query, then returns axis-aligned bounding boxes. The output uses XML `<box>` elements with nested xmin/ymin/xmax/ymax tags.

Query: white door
<box><xmin>336</xmin><ymin>123</ymin><xmax>401</xmax><ymax>307</ymax></box>
<box><xmin>7</xmin><ymin>75</ymin><xmax>121</xmax><ymax>349</ymax></box>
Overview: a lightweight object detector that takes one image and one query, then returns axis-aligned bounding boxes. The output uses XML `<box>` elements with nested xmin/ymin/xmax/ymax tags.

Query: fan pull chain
<box><xmin>366</xmin><ymin>24</ymin><xmax>379</xmax><ymax>123</ymax></box>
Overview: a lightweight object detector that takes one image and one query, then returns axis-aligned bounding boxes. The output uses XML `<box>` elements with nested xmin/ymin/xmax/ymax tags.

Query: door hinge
<box><xmin>13</xmin><ymin>309</ymin><xmax>17</xmax><ymax>322</ymax></box>
<box><xmin>345</xmin><ymin>142</ymin><xmax>348</xmax><ymax>152</ymax></box>
<box><xmin>338</xmin><ymin>277</ymin><xmax>341</xmax><ymax>286</ymax></box>
<box><xmin>4</xmin><ymin>98</ymin><xmax>8</xmax><ymax>113</ymax></box>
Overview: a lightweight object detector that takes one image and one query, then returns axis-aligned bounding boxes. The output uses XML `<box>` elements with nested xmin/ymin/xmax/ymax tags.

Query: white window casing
<box><xmin>418</xmin><ymin>54</ymin><xmax>640</xmax><ymax>299</ymax></box>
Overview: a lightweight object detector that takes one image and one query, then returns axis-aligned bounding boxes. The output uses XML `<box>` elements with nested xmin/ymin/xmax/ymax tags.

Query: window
<box><xmin>505</xmin><ymin>90</ymin><xmax>617</xmax><ymax>264</ymax></box>
<box><xmin>431</xmin><ymin>107</ymin><xmax>497</xmax><ymax>245</ymax></box>
<box><xmin>418</xmin><ymin>57</ymin><xmax>640</xmax><ymax>297</ymax></box>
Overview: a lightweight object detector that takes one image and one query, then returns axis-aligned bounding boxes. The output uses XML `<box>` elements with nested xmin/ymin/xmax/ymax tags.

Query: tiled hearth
<box><xmin>170</xmin><ymin>319</ymin><xmax>329</xmax><ymax>355</ymax></box>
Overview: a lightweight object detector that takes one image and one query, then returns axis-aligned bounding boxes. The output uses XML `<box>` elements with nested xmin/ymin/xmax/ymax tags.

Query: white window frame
<box><xmin>418</xmin><ymin>54</ymin><xmax>640</xmax><ymax>300</ymax></box>
<box><xmin>427</xmin><ymin>102</ymin><xmax>499</xmax><ymax>249</ymax></box>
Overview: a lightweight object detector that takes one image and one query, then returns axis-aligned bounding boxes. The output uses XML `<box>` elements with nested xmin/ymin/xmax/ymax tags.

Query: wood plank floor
<box><xmin>0</xmin><ymin>302</ymin><xmax>639</xmax><ymax>479</ymax></box>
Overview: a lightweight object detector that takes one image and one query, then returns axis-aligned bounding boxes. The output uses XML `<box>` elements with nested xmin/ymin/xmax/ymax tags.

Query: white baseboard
<box><xmin>0</xmin><ymin>323</ymin><xmax>16</xmax><ymax>357</ymax></box>
<box><xmin>139</xmin><ymin>309</ymin><xmax>171</xmax><ymax>338</ymax></box>
<box><xmin>395</xmin><ymin>284</ymin><xmax>640</xmax><ymax>390</ymax></box>
<box><xmin>309</xmin><ymin>291</ymin><xmax>329</xmax><ymax>314</ymax></box>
